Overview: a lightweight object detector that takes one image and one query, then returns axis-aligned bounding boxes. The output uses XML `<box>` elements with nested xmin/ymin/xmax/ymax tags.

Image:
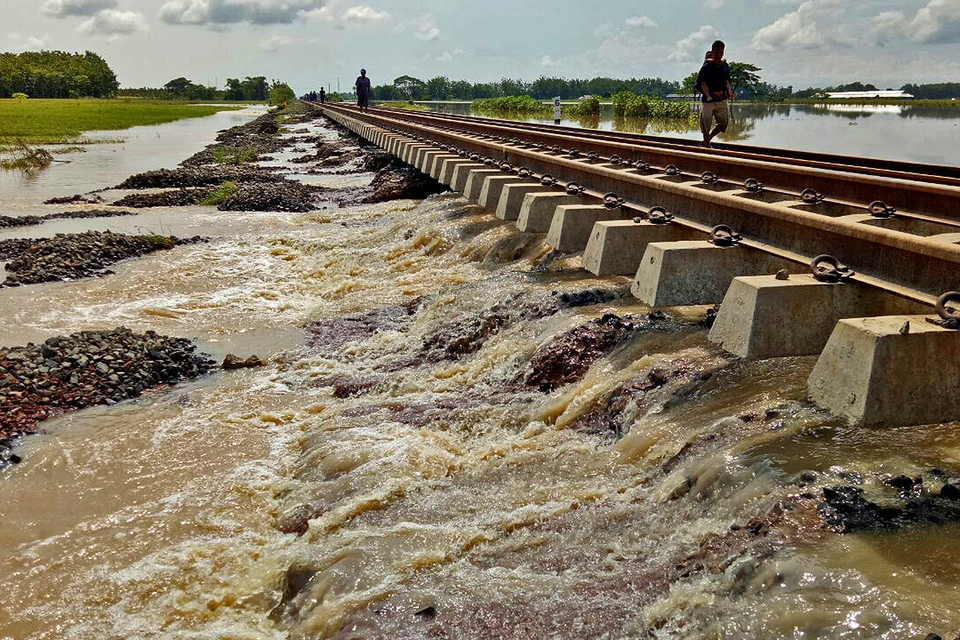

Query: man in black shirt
<box><xmin>319</xmin><ymin>87</ymin><xmax>326</xmax><ymax>104</ymax></box>
<box><xmin>355</xmin><ymin>69</ymin><xmax>371</xmax><ymax>112</ymax></box>
<box><xmin>696</xmin><ymin>40</ymin><xmax>735</xmax><ymax>148</ymax></box>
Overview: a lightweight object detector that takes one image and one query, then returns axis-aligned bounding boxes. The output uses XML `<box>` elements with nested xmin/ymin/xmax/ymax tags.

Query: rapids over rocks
<box><xmin>0</xmin><ymin>103</ymin><xmax>959</xmax><ymax>640</ymax></box>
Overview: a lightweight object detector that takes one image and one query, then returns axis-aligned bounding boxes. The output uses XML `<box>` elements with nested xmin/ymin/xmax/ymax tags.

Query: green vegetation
<box><xmin>326</xmin><ymin>92</ymin><xmax>345</xmax><ymax>103</ymax></box>
<box><xmin>563</xmin><ymin>96</ymin><xmax>601</xmax><ymax>117</ymax></box>
<box><xmin>471</xmin><ymin>96</ymin><xmax>550</xmax><ymax>116</ymax></box>
<box><xmin>612</xmin><ymin>92</ymin><xmax>693</xmax><ymax>118</ymax></box>
<box><xmin>139</xmin><ymin>234</ymin><xmax>176</xmax><ymax>250</ymax></box>
<box><xmin>378</xmin><ymin>100</ymin><xmax>429</xmax><ymax>111</ymax></box>
<box><xmin>12</xmin><ymin>92</ymin><xmax>27</xmax><ymax>100</ymax></box>
<box><xmin>374</xmin><ymin>75</ymin><xmax>683</xmax><ymax>101</ymax></box>
<box><xmin>119</xmin><ymin>76</ymin><xmax>273</xmax><ymax>101</ymax></box>
<box><xmin>202</xmin><ymin>181</ymin><xmax>238</xmax><ymax>206</ymax></box>
<box><xmin>0</xmin><ymin>50</ymin><xmax>118</xmax><ymax>98</ymax></box>
<box><xmin>0</xmin><ymin>99</ymin><xmax>242</xmax><ymax>146</ymax></box>
<box><xmin>213</xmin><ymin>146</ymin><xmax>258</xmax><ymax>165</ymax></box>
<box><xmin>268</xmin><ymin>81</ymin><xmax>296</xmax><ymax>106</ymax></box>
<box><xmin>0</xmin><ymin>140</ymin><xmax>54</xmax><ymax>173</ymax></box>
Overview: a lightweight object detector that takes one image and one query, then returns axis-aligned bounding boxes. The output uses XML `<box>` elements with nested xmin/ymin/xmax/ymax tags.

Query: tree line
<box><xmin>118</xmin><ymin>76</ymin><xmax>272</xmax><ymax>101</ymax></box>
<box><xmin>0</xmin><ymin>50</ymin><xmax>118</xmax><ymax>98</ymax></box>
<box><xmin>370</xmin><ymin>75</ymin><xmax>684</xmax><ymax>101</ymax></box>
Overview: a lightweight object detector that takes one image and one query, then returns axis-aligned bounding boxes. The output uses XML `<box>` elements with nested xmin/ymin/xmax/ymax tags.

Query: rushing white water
<box><xmin>1</xmin><ymin>109</ymin><xmax>959</xmax><ymax>640</ymax></box>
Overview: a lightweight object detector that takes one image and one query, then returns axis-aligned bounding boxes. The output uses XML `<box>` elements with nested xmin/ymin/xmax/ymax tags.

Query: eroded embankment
<box><xmin>1</xmin><ymin>105</ymin><xmax>958</xmax><ymax>640</ymax></box>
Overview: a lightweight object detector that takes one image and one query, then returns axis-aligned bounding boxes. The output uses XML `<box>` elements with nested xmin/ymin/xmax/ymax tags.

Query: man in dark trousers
<box><xmin>355</xmin><ymin>69</ymin><xmax>371</xmax><ymax>112</ymax></box>
<box><xmin>319</xmin><ymin>87</ymin><xmax>326</xmax><ymax>104</ymax></box>
<box><xmin>697</xmin><ymin>40</ymin><xmax>735</xmax><ymax>148</ymax></box>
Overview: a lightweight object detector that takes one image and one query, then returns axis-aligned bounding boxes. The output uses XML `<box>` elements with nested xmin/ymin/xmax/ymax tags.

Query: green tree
<box><xmin>268</xmin><ymin>80</ymin><xmax>295</xmax><ymax>105</ymax></box>
<box><xmin>728</xmin><ymin>62</ymin><xmax>762</xmax><ymax>95</ymax></box>
<box><xmin>425</xmin><ymin>76</ymin><xmax>450</xmax><ymax>100</ymax></box>
<box><xmin>163</xmin><ymin>77</ymin><xmax>192</xmax><ymax>97</ymax></box>
<box><xmin>393</xmin><ymin>75</ymin><xmax>426</xmax><ymax>100</ymax></box>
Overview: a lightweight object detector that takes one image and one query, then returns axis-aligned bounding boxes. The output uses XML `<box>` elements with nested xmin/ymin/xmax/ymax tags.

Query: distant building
<box><xmin>825</xmin><ymin>90</ymin><xmax>914</xmax><ymax>99</ymax></box>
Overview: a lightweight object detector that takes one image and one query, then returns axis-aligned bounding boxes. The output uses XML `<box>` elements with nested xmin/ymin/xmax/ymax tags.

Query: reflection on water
<box><xmin>425</xmin><ymin>102</ymin><xmax>960</xmax><ymax>165</ymax></box>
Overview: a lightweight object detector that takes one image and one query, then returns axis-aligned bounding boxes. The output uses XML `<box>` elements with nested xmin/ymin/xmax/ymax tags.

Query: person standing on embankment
<box><xmin>320</xmin><ymin>87</ymin><xmax>326</xmax><ymax>104</ymax></box>
<box><xmin>355</xmin><ymin>69</ymin><xmax>371</xmax><ymax>112</ymax></box>
<box><xmin>697</xmin><ymin>40</ymin><xmax>735</xmax><ymax>148</ymax></box>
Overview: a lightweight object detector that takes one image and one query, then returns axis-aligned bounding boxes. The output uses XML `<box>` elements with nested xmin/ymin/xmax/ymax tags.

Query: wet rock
<box><xmin>0</xmin><ymin>209</ymin><xmax>136</xmax><ymax>230</ymax></box>
<box><xmin>217</xmin><ymin>182</ymin><xmax>323</xmax><ymax>213</ymax></box>
<box><xmin>179</xmin><ymin>111</ymin><xmax>289</xmax><ymax>167</ymax></box>
<box><xmin>0</xmin><ymin>327</ymin><xmax>216</xmax><ymax>443</ymax></box>
<box><xmin>414</xmin><ymin>606</ymin><xmax>437</xmax><ymax>620</ymax></box>
<box><xmin>1</xmin><ymin>231</ymin><xmax>206</xmax><ymax>287</ymax></box>
<box><xmin>221</xmin><ymin>354</ymin><xmax>265</xmax><ymax>370</ymax></box>
<box><xmin>885</xmin><ymin>474</ymin><xmax>922</xmax><ymax>494</ymax></box>
<box><xmin>43</xmin><ymin>194</ymin><xmax>103</xmax><ymax>205</ymax></box>
<box><xmin>362</xmin><ymin>161</ymin><xmax>448</xmax><ymax>203</ymax></box>
<box><xmin>331</xmin><ymin>377</ymin><xmax>379</xmax><ymax>398</ymax></box>
<box><xmin>521</xmin><ymin>313</ymin><xmax>661</xmax><ymax>392</ymax></box>
<box><xmin>277</xmin><ymin>503</ymin><xmax>322</xmax><ymax>535</ymax></box>
<box><xmin>116</xmin><ymin>166</ymin><xmax>284</xmax><ymax>190</ymax></box>
<box><xmin>305</xmin><ymin>298</ymin><xmax>423</xmax><ymax>352</ymax></box>
<box><xmin>819</xmin><ymin>485</ymin><xmax>960</xmax><ymax>532</ymax></box>
<box><xmin>113</xmin><ymin>188</ymin><xmax>212</xmax><ymax>208</ymax></box>
<box><xmin>941</xmin><ymin>484</ymin><xmax>960</xmax><ymax>500</ymax></box>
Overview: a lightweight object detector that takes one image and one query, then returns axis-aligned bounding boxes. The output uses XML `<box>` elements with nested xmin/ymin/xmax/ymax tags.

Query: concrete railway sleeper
<box><xmin>373</xmin><ymin>105</ymin><xmax>960</xmax><ymax>185</ymax></box>
<box><xmin>319</xmin><ymin>104</ymin><xmax>960</xmax><ymax>428</ymax></box>
<box><xmin>364</xmin><ymin>105</ymin><xmax>960</xmax><ymax>225</ymax></box>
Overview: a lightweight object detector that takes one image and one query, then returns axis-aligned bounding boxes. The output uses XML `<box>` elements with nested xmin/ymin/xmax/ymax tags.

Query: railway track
<box><xmin>315</xmin><ymin>103</ymin><xmax>960</xmax><ymax>427</ymax></box>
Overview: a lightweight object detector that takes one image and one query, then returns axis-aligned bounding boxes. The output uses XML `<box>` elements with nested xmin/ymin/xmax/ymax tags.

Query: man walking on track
<box><xmin>697</xmin><ymin>40</ymin><xmax>735</xmax><ymax>148</ymax></box>
<box><xmin>319</xmin><ymin>87</ymin><xmax>326</xmax><ymax>104</ymax></box>
<box><xmin>355</xmin><ymin>69</ymin><xmax>371</xmax><ymax>112</ymax></box>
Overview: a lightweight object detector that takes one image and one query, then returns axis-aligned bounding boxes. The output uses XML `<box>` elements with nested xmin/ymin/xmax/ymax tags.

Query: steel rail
<box><xmin>319</xmin><ymin>104</ymin><xmax>960</xmax><ymax>307</ymax></box>
<box><xmin>374</xmin><ymin>106</ymin><xmax>960</xmax><ymax>186</ymax></box>
<box><xmin>358</xmin><ymin>106</ymin><xmax>960</xmax><ymax>223</ymax></box>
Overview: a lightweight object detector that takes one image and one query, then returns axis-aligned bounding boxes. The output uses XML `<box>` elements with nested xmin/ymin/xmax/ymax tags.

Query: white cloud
<box><xmin>342</xmin><ymin>5</ymin><xmax>389</xmax><ymax>25</ymax></box>
<box><xmin>159</xmin><ymin>0</ymin><xmax>328</xmax><ymax>26</ymax></box>
<box><xmin>436</xmin><ymin>47</ymin><xmax>463</xmax><ymax>63</ymax></box>
<box><xmin>539</xmin><ymin>54</ymin><xmax>558</xmax><ymax>67</ymax></box>
<box><xmin>415</xmin><ymin>20</ymin><xmax>439</xmax><ymax>41</ymax></box>
<box><xmin>704</xmin><ymin>0</ymin><xmax>727</xmax><ymax>9</ymax></box>
<box><xmin>668</xmin><ymin>25</ymin><xmax>719</xmax><ymax>62</ymax></box>
<box><xmin>905</xmin><ymin>0</ymin><xmax>960</xmax><ymax>44</ymax></box>
<box><xmin>259</xmin><ymin>34</ymin><xmax>292</xmax><ymax>51</ymax></box>
<box><xmin>41</xmin><ymin>0</ymin><xmax>116</xmax><ymax>18</ymax></box>
<box><xmin>625</xmin><ymin>15</ymin><xmax>657</xmax><ymax>28</ymax></box>
<box><xmin>6</xmin><ymin>33</ymin><xmax>52</xmax><ymax>51</ymax></box>
<box><xmin>752</xmin><ymin>1</ymin><xmax>825</xmax><ymax>51</ymax></box>
<box><xmin>77</xmin><ymin>9</ymin><xmax>148</xmax><ymax>38</ymax></box>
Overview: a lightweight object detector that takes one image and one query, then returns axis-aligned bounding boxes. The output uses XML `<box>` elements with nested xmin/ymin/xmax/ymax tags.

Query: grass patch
<box><xmin>612</xmin><ymin>92</ymin><xmax>693</xmax><ymax>119</ymax></box>
<box><xmin>0</xmin><ymin>99</ymin><xmax>244</xmax><ymax>146</ymax></box>
<box><xmin>471</xmin><ymin>96</ymin><xmax>551</xmax><ymax>116</ymax></box>
<box><xmin>213</xmin><ymin>147</ymin><xmax>258</xmax><ymax>165</ymax></box>
<box><xmin>563</xmin><ymin>96</ymin><xmax>601</xmax><ymax>117</ymax></box>
<box><xmin>202</xmin><ymin>181</ymin><xmax>238</xmax><ymax>206</ymax></box>
<box><xmin>0</xmin><ymin>139</ymin><xmax>54</xmax><ymax>173</ymax></box>
<box><xmin>379</xmin><ymin>100</ymin><xmax>429</xmax><ymax>111</ymax></box>
<box><xmin>138</xmin><ymin>234</ymin><xmax>176</xmax><ymax>250</ymax></box>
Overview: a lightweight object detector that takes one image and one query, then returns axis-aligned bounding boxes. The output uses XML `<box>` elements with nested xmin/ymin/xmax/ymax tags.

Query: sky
<box><xmin>4</xmin><ymin>0</ymin><xmax>960</xmax><ymax>94</ymax></box>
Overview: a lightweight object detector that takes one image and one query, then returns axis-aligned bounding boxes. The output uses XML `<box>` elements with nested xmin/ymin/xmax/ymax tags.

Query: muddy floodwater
<box><xmin>424</xmin><ymin>102</ymin><xmax>960</xmax><ymax>167</ymax></box>
<box><xmin>1</xmin><ymin>105</ymin><xmax>960</xmax><ymax>639</ymax></box>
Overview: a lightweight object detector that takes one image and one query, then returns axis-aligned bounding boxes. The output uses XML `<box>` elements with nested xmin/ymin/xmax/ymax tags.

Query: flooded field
<box><xmin>423</xmin><ymin>102</ymin><xmax>960</xmax><ymax>166</ymax></box>
<box><xmin>1</xmin><ymin>104</ymin><xmax>959</xmax><ymax>639</ymax></box>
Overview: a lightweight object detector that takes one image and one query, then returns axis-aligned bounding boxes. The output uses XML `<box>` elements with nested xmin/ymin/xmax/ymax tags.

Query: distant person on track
<box><xmin>355</xmin><ymin>69</ymin><xmax>371</xmax><ymax>112</ymax></box>
<box><xmin>697</xmin><ymin>40</ymin><xmax>735</xmax><ymax>148</ymax></box>
<box><xmin>319</xmin><ymin>87</ymin><xmax>326</xmax><ymax>104</ymax></box>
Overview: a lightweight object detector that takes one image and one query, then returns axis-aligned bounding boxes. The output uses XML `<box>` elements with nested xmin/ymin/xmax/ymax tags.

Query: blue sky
<box><xmin>5</xmin><ymin>0</ymin><xmax>960</xmax><ymax>93</ymax></box>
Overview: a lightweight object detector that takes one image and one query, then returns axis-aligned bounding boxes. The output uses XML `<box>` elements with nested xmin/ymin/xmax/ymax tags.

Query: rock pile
<box><xmin>0</xmin><ymin>209</ymin><xmax>136</xmax><ymax>230</ymax></box>
<box><xmin>217</xmin><ymin>182</ymin><xmax>323</xmax><ymax>212</ymax></box>
<box><xmin>113</xmin><ymin>188</ymin><xmax>212</xmax><ymax>208</ymax></box>
<box><xmin>0</xmin><ymin>327</ymin><xmax>216</xmax><ymax>446</ymax></box>
<box><xmin>43</xmin><ymin>194</ymin><xmax>104</xmax><ymax>205</ymax></box>
<box><xmin>179</xmin><ymin>112</ymin><xmax>288</xmax><ymax>166</ymax></box>
<box><xmin>1</xmin><ymin>231</ymin><xmax>205</xmax><ymax>286</ymax></box>
<box><xmin>115</xmin><ymin>166</ymin><xmax>283</xmax><ymax>190</ymax></box>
